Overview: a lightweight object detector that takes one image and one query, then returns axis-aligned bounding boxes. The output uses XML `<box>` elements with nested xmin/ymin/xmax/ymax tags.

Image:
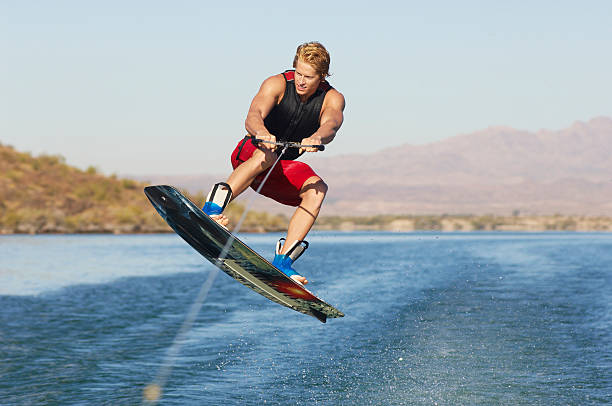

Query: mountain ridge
<box><xmin>140</xmin><ymin>116</ymin><xmax>612</xmax><ymax>216</ymax></box>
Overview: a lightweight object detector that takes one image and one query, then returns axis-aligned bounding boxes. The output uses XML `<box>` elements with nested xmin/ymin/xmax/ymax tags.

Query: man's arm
<box><xmin>245</xmin><ymin>75</ymin><xmax>285</xmax><ymax>150</ymax></box>
<box><xmin>301</xmin><ymin>89</ymin><xmax>345</xmax><ymax>151</ymax></box>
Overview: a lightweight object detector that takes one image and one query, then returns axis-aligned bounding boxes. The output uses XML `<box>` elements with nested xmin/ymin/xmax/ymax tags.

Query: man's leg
<box><xmin>226</xmin><ymin>148</ymin><xmax>277</xmax><ymax>197</ymax></box>
<box><xmin>278</xmin><ymin>176</ymin><xmax>328</xmax><ymax>284</ymax></box>
<box><xmin>209</xmin><ymin>148</ymin><xmax>277</xmax><ymax>226</ymax></box>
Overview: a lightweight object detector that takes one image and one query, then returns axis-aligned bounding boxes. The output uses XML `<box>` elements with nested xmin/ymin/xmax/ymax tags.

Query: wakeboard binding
<box><xmin>273</xmin><ymin>238</ymin><xmax>309</xmax><ymax>278</ymax></box>
<box><xmin>203</xmin><ymin>182</ymin><xmax>233</xmax><ymax>216</ymax></box>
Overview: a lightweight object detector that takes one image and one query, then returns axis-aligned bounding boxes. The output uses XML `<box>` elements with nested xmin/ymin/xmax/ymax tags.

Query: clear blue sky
<box><xmin>2</xmin><ymin>0</ymin><xmax>611</xmax><ymax>175</ymax></box>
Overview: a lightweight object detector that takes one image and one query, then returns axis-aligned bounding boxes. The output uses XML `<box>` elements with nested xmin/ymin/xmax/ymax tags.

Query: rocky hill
<box><xmin>0</xmin><ymin>143</ymin><xmax>287</xmax><ymax>234</ymax></box>
<box><xmin>0</xmin><ymin>143</ymin><xmax>168</xmax><ymax>233</ymax></box>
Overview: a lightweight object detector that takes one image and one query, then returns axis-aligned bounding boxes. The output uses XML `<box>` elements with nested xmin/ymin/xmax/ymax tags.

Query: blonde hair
<box><xmin>292</xmin><ymin>42</ymin><xmax>330</xmax><ymax>79</ymax></box>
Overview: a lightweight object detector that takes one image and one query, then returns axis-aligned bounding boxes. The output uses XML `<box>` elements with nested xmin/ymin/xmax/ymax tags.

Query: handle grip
<box><xmin>249</xmin><ymin>135</ymin><xmax>325</xmax><ymax>151</ymax></box>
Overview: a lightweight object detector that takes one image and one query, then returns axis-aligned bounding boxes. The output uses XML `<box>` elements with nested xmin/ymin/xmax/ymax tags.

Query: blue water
<box><xmin>1</xmin><ymin>232</ymin><xmax>611</xmax><ymax>405</ymax></box>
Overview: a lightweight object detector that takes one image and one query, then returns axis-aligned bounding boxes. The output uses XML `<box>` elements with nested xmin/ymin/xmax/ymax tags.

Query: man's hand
<box><xmin>254</xmin><ymin>131</ymin><xmax>277</xmax><ymax>152</ymax></box>
<box><xmin>299</xmin><ymin>135</ymin><xmax>323</xmax><ymax>153</ymax></box>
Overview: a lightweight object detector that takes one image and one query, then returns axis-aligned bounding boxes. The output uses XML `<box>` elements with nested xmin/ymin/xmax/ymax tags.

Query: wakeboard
<box><xmin>144</xmin><ymin>185</ymin><xmax>344</xmax><ymax>323</ymax></box>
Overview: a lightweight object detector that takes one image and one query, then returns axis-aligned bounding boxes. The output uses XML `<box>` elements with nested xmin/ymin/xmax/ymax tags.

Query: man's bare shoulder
<box><xmin>324</xmin><ymin>88</ymin><xmax>346</xmax><ymax>110</ymax></box>
<box><xmin>259</xmin><ymin>74</ymin><xmax>286</xmax><ymax>96</ymax></box>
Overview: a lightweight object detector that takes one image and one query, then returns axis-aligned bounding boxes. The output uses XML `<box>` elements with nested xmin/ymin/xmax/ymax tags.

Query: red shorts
<box><xmin>230</xmin><ymin>138</ymin><xmax>319</xmax><ymax>207</ymax></box>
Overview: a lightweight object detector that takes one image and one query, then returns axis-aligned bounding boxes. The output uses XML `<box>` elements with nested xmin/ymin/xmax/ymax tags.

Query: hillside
<box><xmin>0</xmin><ymin>143</ymin><xmax>288</xmax><ymax>234</ymax></box>
<box><xmin>4</xmin><ymin>117</ymin><xmax>612</xmax><ymax>234</ymax></box>
<box><xmin>0</xmin><ymin>143</ymin><xmax>164</xmax><ymax>233</ymax></box>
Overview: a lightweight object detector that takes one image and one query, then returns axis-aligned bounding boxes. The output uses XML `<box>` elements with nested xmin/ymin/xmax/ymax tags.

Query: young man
<box><xmin>203</xmin><ymin>42</ymin><xmax>345</xmax><ymax>285</ymax></box>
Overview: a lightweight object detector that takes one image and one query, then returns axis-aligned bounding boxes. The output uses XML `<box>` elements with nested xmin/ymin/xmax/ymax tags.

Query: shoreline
<box><xmin>313</xmin><ymin>214</ymin><xmax>612</xmax><ymax>233</ymax></box>
<box><xmin>2</xmin><ymin>214</ymin><xmax>612</xmax><ymax>235</ymax></box>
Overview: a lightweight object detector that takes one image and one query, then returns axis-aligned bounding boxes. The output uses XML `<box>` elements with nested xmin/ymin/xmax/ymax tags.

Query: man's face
<box><xmin>294</xmin><ymin>59</ymin><xmax>322</xmax><ymax>99</ymax></box>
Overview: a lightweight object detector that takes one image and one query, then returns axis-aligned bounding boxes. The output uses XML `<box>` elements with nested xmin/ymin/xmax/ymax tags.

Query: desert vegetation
<box><xmin>0</xmin><ymin>143</ymin><xmax>287</xmax><ymax>234</ymax></box>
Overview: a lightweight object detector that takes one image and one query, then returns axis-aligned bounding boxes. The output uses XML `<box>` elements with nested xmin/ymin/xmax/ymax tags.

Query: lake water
<box><xmin>0</xmin><ymin>232</ymin><xmax>611</xmax><ymax>405</ymax></box>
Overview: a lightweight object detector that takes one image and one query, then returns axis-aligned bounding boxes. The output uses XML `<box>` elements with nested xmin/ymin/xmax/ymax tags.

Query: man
<box><xmin>203</xmin><ymin>42</ymin><xmax>345</xmax><ymax>285</ymax></box>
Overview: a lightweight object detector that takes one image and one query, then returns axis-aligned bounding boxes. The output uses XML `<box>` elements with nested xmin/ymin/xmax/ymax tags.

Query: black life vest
<box><xmin>263</xmin><ymin>70</ymin><xmax>332</xmax><ymax>160</ymax></box>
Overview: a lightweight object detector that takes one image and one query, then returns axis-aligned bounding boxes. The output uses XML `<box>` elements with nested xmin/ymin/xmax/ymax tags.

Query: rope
<box><xmin>143</xmin><ymin>145</ymin><xmax>289</xmax><ymax>404</ymax></box>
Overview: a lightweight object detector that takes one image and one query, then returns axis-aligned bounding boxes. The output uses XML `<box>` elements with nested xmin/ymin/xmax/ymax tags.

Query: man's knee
<box><xmin>248</xmin><ymin>148</ymin><xmax>276</xmax><ymax>170</ymax></box>
<box><xmin>301</xmin><ymin>177</ymin><xmax>328</xmax><ymax>204</ymax></box>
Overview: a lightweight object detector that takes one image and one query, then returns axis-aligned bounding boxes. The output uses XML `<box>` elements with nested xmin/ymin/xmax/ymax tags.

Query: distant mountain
<box><xmin>140</xmin><ymin>117</ymin><xmax>612</xmax><ymax>216</ymax></box>
<box><xmin>306</xmin><ymin>116</ymin><xmax>612</xmax><ymax>215</ymax></box>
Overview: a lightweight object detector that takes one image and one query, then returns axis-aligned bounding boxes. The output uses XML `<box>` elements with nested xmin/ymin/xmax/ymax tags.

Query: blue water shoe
<box><xmin>272</xmin><ymin>238</ymin><xmax>309</xmax><ymax>280</ymax></box>
<box><xmin>202</xmin><ymin>201</ymin><xmax>223</xmax><ymax>216</ymax></box>
<box><xmin>202</xmin><ymin>182</ymin><xmax>232</xmax><ymax>216</ymax></box>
